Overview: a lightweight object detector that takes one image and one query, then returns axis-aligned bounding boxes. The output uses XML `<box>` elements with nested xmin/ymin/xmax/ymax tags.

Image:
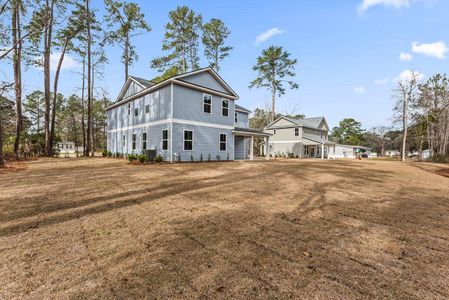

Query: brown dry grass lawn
<box><xmin>1</xmin><ymin>158</ymin><xmax>449</xmax><ymax>299</ymax></box>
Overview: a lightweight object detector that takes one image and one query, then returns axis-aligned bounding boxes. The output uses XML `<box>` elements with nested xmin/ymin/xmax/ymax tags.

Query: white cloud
<box><xmin>395</xmin><ymin>69</ymin><xmax>424</xmax><ymax>82</ymax></box>
<box><xmin>374</xmin><ymin>78</ymin><xmax>389</xmax><ymax>84</ymax></box>
<box><xmin>399</xmin><ymin>52</ymin><xmax>413</xmax><ymax>61</ymax></box>
<box><xmin>49</xmin><ymin>52</ymin><xmax>80</xmax><ymax>71</ymax></box>
<box><xmin>358</xmin><ymin>0</ymin><xmax>410</xmax><ymax>13</ymax></box>
<box><xmin>411</xmin><ymin>41</ymin><xmax>448</xmax><ymax>59</ymax></box>
<box><xmin>255</xmin><ymin>28</ymin><xmax>284</xmax><ymax>45</ymax></box>
<box><xmin>354</xmin><ymin>86</ymin><xmax>366</xmax><ymax>95</ymax></box>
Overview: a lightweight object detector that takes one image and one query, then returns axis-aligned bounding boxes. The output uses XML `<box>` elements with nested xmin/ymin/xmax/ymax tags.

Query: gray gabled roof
<box><xmin>266</xmin><ymin>116</ymin><xmax>328</xmax><ymax>130</ymax></box>
<box><xmin>235</xmin><ymin>104</ymin><xmax>252</xmax><ymax>113</ymax></box>
<box><xmin>129</xmin><ymin>76</ymin><xmax>155</xmax><ymax>88</ymax></box>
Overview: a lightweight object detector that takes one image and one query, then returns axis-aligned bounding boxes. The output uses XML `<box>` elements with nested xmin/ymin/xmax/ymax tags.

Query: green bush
<box><xmin>154</xmin><ymin>155</ymin><xmax>163</xmax><ymax>163</ymax></box>
<box><xmin>127</xmin><ymin>154</ymin><xmax>137</xmax><ymax>161</ymax></box>
<box><xmin>190</xmin><ymin>154</ymin><xmax>194</xmax><ymax>162</ymax></box>
<box><xmin>102</xmin><ymin>149</ymin><xmax>108</xmax><ymax>157</ymax></box>
<box><xmin>107</xmin><ymin>151</ymin><xmax>113</xmax><ymax>157</ymax></box>
<box><xmin>216</xmin><ymin>154</ymin><xmax>221</xmax><ymax>161</ymax></box>
<box><xmin>200</xmin><ymin>153</ymin><xmax>203</xmax><ymax>162</ymax></box>
<box><xmin>208</xmin><ymin>154</ymin><xmax>211</xmax><ymax>161</ymax></box>
<box><xmin>137</xmin><ymin>154</ymin><xmax>147</xmax><ymax>163</ymax></box>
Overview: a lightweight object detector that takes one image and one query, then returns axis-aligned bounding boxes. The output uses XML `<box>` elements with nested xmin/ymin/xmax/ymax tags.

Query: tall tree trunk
<box><xmin>401</xmin><ymin>95</ymin><xmax>408</xmax><ymax>162</ymax></box>
<box><xmin>90</xmin><ymin>61</ymin><xmax>95</xmax><ymax>156</ymax></box>
<box><xmin>271</xmin><ymin>88</ymin><xmax>276</xmax><ymax>122</ymax></box>
<box><xmin>0</xmin><ymin>116</ymin><xmax>4</xmax><ymax>168</ymax></box>
<box><xmin>86</xmin><ymin>0</ymin><xmax>92</xmax><ymax>157</ymax></box>
<box><xmin>12</xmin><ymin>2</ymin><xmax>22</xmax><ymax>160</ymax></box>
<box><xmin>81</xmin><ymin>56</ymin><xmax>86</xmax><ymax>156</ymax></box>
<box><xmin>44</xmin><ymin>0</ymin><xmax>54</xmax><ymax>156</ymax></box>
<box><xmin>124</xmin><ymin>35</ymin><xmax>129</xmax><ymax>82</ymax></box>
<box><xmin>50</xmin><ymin>41</ymin><xmax>68</xmax><ymax>153</ymax></box>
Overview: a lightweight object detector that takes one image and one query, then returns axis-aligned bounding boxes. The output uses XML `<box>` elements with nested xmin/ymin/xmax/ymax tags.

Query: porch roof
<box><xmin>233</xmin><ymin>127</ymin><xmax>271</xmax><ymax>137</ymax></box>
<box><xmin>303</xmin><ymin>134</ymin><xmax>336</xmax><ymax>145</ymax></box>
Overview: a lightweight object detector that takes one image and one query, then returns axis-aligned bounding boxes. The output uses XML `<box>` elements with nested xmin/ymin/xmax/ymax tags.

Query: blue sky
<box><xmin>1</xmin><ymin>0</ymin><xmax>449</xmax><ymax>129</ymax></box>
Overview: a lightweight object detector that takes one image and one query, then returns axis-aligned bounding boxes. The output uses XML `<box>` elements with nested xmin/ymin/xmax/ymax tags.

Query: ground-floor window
<box><xmin>162</xmin><ymin>129</ymin><xmax>168</xmax><ymax>150</ymax></box>
<box><xmin>132</xmin><ymin>134</ymin><xmax>136</xmax><ymax>150</ymax></box>
<box><xmin>304</xmin><ymin>145</ymin><xmax>309</xmax><ymax>155</ymax></box>
<box><xmin>219</xmin><ymin>133</ymin><xmax>227</xmax><ymax>151</ymax></box>
<box><xmin>142</xmin><ymin>132</ymin><xmax>147</xmax><ymax>150</ymax></box>
<box><xmin>184</xmin><ymin>130</ymin><xmax>193</xmax><ymax>151</ymax></box>
<box><xmin>122</xmin><ymin>135</ymin><xmax>126</xmax><ymax>147</ymax></box>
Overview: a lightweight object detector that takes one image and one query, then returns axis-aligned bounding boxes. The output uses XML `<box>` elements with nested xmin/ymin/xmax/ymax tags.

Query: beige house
<box><xmin>264</xmin><ymin>116</ymin><xmax>335</xmax><ymax>159</ymax></box>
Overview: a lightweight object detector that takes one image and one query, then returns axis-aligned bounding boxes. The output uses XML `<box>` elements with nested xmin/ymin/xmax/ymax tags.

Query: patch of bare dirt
<box><xmin>0</xmin><ymin>157</ymin><xmax>448</xmax><ymax>299</ymax></box>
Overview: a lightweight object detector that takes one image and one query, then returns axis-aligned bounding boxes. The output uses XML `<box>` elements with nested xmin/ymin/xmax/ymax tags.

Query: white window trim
<box><xmin>295</xmin><ymin>128</ymin><xmax>299</xmax><ymax>136</ymax></box>
<box><xmin>219</xmin><ymin>133</ymin><xmax>227</xmax><ymax>151</ymax></box>
<box><xmin>145</xmin><ymin>104</ymin><xmax>149</xmax><ymax>114</ymax></box>
<box><xmin>203</xmin><ymin>93</ymin><xmax>212</xmax><ymax>114</ymax></box>
<box><xmin>234</xmin><ymin>112</ymin><xmax>238</xmax><ymax>124</ymax></box>
<box><xmin>162</xmin><ymin>128</ymin><xmax>169</xmax><ymax>151</ymax></box>
<box><xmin>127</xmin><ymin>103</ymin><xmax>131</xmax><ymax>115</ymax></box>
<box><xmin>221</xmin><ymin>99</ymin><xmax>229</xmax><ymax>117</ymax></box>
<box><xmin>183</xmin><ymin>129</ymin><xmax>194</xmax><ymax>151</ymax></box>
<box><xmin>122</xmin><ymin>134</ymin><xmax>126</xmax><ymax>147</ymax></box>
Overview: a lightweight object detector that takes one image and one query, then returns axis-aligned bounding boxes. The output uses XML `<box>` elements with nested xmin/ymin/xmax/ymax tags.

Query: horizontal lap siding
<box><xmin>234</xmin><ymin>136</ymin><xmax>248</xmax><ymax>159</ymax></box>
<box><xmin>173</xmin><ymin>85</ymin><xmax>235</xmax><ymax>126</ymax></box>
<box><xmin>235</xmin><ymin>111</ymin><xmax>249</xmax><ymax>128</ymax></box>
<box><xmin>269</xmin><ymin>142</ymin><xmax>302</xmax><ymax>156</ymax></box>
<box><xmin>172</xmin><ymin>123</ymin><xmax>234</xmax><ymax>161</ymax></box>
<box><xmin>180</xmin><ymin>72</ymin><xmax>229</xmax><ymax>94</ymax></box>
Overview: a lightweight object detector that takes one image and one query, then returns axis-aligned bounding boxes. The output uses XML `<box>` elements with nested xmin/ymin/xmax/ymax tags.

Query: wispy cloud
<box><xmin>50</xmin><ymin>52</ymin><xmax>80</xmax><ymax>71</ymax></box>
<box><xmin>354</xmin><ymin>86</ymin><xmax>366</xmax><ymax>95</ymax></box>
<box><xmin>358</xmin><ymin>0</ymin><xmax>410</xmax><ymax>13</ymax></box>
<box><xmin>374</xmin><ymin>78</ymin><xmax>389</xmax><ymax>84</ymax></box>
<box><xmin>255</xmin><ymin>28</ymin><xmax>284</xmax><ymax>45</ymax></box>
<box><xmin>399</xmin><ymin>52</ymin><xmax>413</xmax><ymax>61</ymax></box>
<box><xmin>395</xmin><ymin>69</ymin><xmax>424</xmax><ymax>82</ymax></box>
<box><xmin>411</xmin><ymin>41</ymin><xmax>448</xmax><ymax>59</ymax></box>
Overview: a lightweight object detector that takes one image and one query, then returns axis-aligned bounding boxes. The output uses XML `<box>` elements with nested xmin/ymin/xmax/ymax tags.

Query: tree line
<box><xmin>1</xmin><ymin>1</ymin><xmax>302</xmax><ymax>167</ymax></box>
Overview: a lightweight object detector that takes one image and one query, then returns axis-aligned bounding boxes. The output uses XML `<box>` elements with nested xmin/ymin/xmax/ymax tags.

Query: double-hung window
<box><xmin>142</xmin><ymin>132</ymin><xmax>147</xmax><ymax>150</ymax></box>
<box><xmin>295</xmin><ymin>128</ymin><xmax>299</xmax><ymax>136</ymax></box>
<box><xmin>234</xmin><ymin>112</ymin><xmax>238</xmax><ymax>123</ymax></box>
<box><xmin>122</xmin><ymin>135</ymin><xmax>126</xmax><ymax>147</ymax></box>
<box><xmin>222</xmin><ymin>99</ymin><xmax>229</xmax><ymax>117</ymax></box>
<box><xmin>127</xmin><ymin>103</ymin><xmax>131</xmax><ymax>115</ymax></box>
<box><xmin>145</xmin><ymin>104</ymin><xmax>150</xmax><ymax>114</ymax></box>
<box><xmin>162</xmin><ymin>129</ymin><xmax>168</xmax><ymax>150</ymax></box>
<box><xmin>183</xmin><ymin>130</ymin><xmax>193</xmax><ymax>151</ymax></box>
<box><xmin>203</xmin><ymin>94</ymin><xmax>212</xmax><ymax>113</ymax></box>
<box><xmin>134</xmin><ymin>107</ymin><xmax>138</xmax><ymax>117</ymax></box>
<box><xmin>132</xmin><ymin>134</ymin><xmax>136</xmax><ymax>150</ymax></box>
<box><xmin>219</xmin><ymin>134</ymin><xmax>227</xmax><ymax>151</ymax></box>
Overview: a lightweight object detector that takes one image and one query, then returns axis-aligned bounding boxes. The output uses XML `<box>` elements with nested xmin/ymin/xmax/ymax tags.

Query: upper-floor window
<box><xmin>203</xmin><ymin>94</ymin><xmax>212</xmax><ymax>113</ymax></box>
<box><xmin>273</xmin><ymin>129</ymin><xmax>276</xmax><ymax>135</ymax></box>
<box><xmin>145</xmin><ymin>104</ymin><xmax>149</xmax><ymax>114</ymax></box>
<box><xmin>127</xmin><ymin>103</ymin><xmax>131</xmax><ymax>115</ymax></box>
<box><xmin>295</xmin><ymin>128</ymin><xmax>299</xmax><ymax>136</ymax></box>
<box><xmin>222</xmin><ymin>99</ymin><xmax>229</xmax><ymax>117</ymax></box>
<box><xmin>219</xmin><ymin>134</ymin><xmax>227</xmax><ymax>151</ymax></box>
<box><xmin>134</xmin><ymin>107</ymin><xmax>138</xmax><ymax>117</ymax></box>
<box><xmin>162</xmin><ymin>129</ymin><xmax>168</xmax><ymax>150</ymax></box>
<box><xmin>142</xmin><ymin>132</ymin><xmax>147</xmax><ymax>150</ymax></box>
<box><xmin>122</xmin><ymin>135</ymin><xmax>126</xmax><ymax>147</ymax></box>
<box><xmin>184</xmin><ymin>130</ymin><xmax>193</xmax><ymax>151</ymax></box>
<box><xmin>234</xmin><ymin>112</ymin><xmax>238</xmax><ymax>123</ymax></box>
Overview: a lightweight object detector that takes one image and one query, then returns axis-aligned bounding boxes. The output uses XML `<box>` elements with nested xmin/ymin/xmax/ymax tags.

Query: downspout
<box><xmin>170</xmin><ymin>83</ymin><xmax>173</xmax><ymax>162</ymax></box>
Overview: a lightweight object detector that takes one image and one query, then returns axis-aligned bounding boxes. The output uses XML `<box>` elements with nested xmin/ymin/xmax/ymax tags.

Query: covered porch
<box><xmin>233</xmin><ymin>127</ymin><xmax>271</xmax><ymax>160</ymax></box>
<box><xmin>302</xmin><ymin>135</ymin><xmax>336</xmax><ymax>159</ymax></box>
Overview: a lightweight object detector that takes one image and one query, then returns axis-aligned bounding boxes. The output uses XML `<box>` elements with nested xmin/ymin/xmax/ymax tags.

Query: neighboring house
<box><xmin>329</xmin><ymin>144</ymin><xmax>372</xmax><ymax>159</ymax></box>
<box><xmin>106</xmin><ymin>67</ymin><xmax>270</xmax><ymax>161</ymax></box>
<box><xmin>385</xmin><ymin>150</ymin><xmax>400</xmax><ymax>157</ymax></box>
<box><xmin>56</xmin><ymin>141</ymin><xmax>75</xmax><ymax>155</ymax></box>
<box><xmin>264</xmin><ymin>116</ymin><xmax>335</xmax><ymax>158</ymax></box>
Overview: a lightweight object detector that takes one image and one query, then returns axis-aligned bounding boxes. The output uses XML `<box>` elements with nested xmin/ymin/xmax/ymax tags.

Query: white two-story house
<box><xmin>264</xmin><ymin>116</ymin><xmax>335</xmax><ymax>158</ymax></box>
<box><xmin>106</xmin><ymin>68</ymin><xmax>270</xmax><ymax>161</ymax></box>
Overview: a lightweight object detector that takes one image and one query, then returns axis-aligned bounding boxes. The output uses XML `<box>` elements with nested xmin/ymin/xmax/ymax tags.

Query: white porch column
<box><xmin>321</xmin><ymin>144</ymin><xmax>324</xmax><ymax>159</ymax></box>
<box><xmin>265</xmin><ymin>136</ymin><xmax>270</xmax><ymax>160</ymax></box>
<box><xmin>250</xmin><ymin>136</ymin><xmax>254</xmax><ymax>160</ymax></box>
<box><xmin>333</xmin><ymin>145</ymin><xmax>336</xmax><ymax>159</ymax></box>
<box><xmin>327</xmin><ymin>145</ymin><xmax>330</xmax><ymax>160</ymax></box>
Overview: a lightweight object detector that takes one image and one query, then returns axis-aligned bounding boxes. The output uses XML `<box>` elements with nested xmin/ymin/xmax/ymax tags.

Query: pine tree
<box><xmin>202</xmin><ymin>18</ymin><xmax>232</xmax><ymax>72</ymax></box>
